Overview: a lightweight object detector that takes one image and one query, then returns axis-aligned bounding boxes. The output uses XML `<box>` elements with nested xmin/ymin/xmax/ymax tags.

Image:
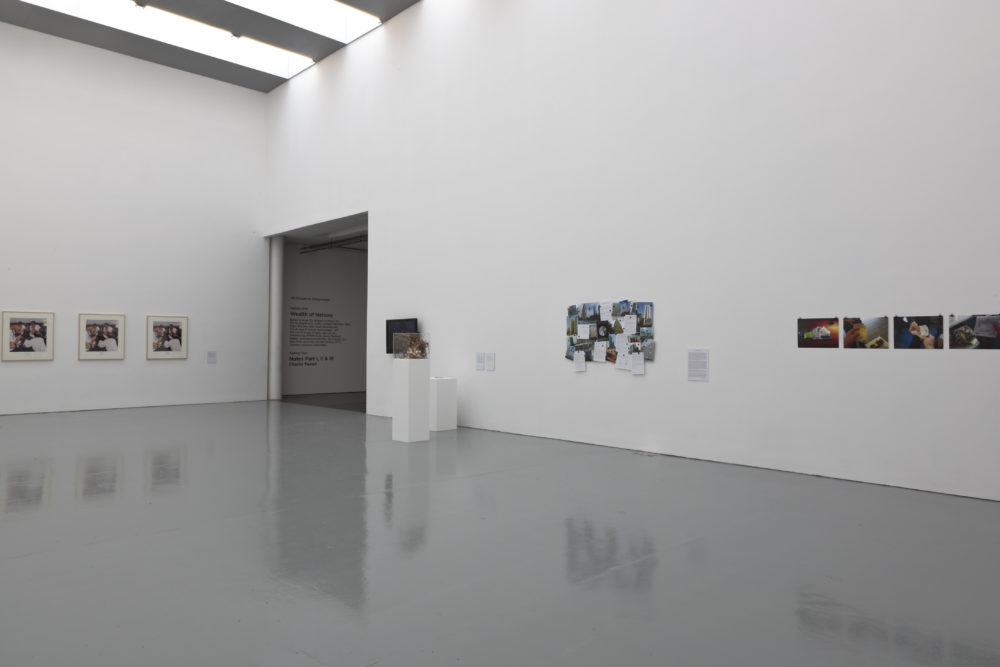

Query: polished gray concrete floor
<box><xmin>0</xmin><ymin>402</ymin><xmax>998</xmax><ymax>667</ymax></box>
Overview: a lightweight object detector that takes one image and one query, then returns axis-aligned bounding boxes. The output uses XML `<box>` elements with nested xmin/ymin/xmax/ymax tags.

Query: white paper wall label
<box><xmin>475</xmin><ymin>352</ymin><xmax>485</xmax><ymax>371</ymax></box>
<box><xmin>485</xmin><ymin>352</ymin><xmax>496</xmax><ymax>372</ymax></box>
<box><xmin>630</xmin><ymin>353</ymin><xmax>645</xmax><ymax>375</ymax></box>
<box><xmin>688</xmin><ymin>348</ymin><xmax>709</xmax><ymax>382</ymax></box>
<box><xmin>593</xmin><ymin>341</ymin><xmax>608</xmax><ymax>362</ymax></box>
<box><xmin>574</xmin><ymin>350</ymin><xmax>587</xmax><ymax>372</ymax></box>
<box><xmin>578</xmin><ymin>323</ymin><xmax>591</xmax><ymax>339</ymax></box>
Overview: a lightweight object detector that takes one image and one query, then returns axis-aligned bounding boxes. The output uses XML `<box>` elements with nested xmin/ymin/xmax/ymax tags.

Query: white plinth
<box><xmin>392</xmin><ymin>358</ymin><xmax>430</xmax><ymax>442</ymax></box>
<box><xmin>429</xmin><ymin>377</ymin><xmax>457</xmax><ymax>431</ymax></box>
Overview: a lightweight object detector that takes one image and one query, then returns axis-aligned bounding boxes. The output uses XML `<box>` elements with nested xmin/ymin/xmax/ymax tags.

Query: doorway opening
<box><xmin>270</xmin><ymin>212</ymin><xmax>368</xmax><ymax>413</ymax></box>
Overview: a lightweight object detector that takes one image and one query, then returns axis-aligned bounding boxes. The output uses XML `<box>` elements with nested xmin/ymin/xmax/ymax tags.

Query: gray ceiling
<box><xmin>283</xmin><ymin>211</ymin><xmax>368</xmax><ymax>251</ymax></box>
<box><xmin>0</xmin><ymin>0</ymin><xmax>421</xmax><ymax>92</ymax></box>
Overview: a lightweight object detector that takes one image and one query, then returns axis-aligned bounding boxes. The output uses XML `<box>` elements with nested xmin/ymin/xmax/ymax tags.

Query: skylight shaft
<box><xmin>19</xmin><ymin>0</ymin><xmax>315</xmax><ymax>78</ymax></box>
<box><xmin>225</xmin><ymin>0</ymin><xmax>381</xmax><ymax>44</ymax></box>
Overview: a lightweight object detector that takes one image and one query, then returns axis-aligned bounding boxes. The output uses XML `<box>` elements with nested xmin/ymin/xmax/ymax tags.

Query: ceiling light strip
<box><xmin>225</xmin><ymin>0</ymin><xmax>380</xmax><ymax>45</ymax></box>
<box><xmin>19</xmin><ymin>0</ymin><xmax>314</xmax><ymax>78</ymax></box>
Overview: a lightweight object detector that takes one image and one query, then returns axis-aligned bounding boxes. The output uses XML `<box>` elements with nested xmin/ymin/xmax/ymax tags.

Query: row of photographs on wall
<box><xmin>3</xmin><ymin>312</ymin><xmax>189</xmax><ymax>362</ymax></box>
<box><xmin>566</xmin><ymin>300</ymin><xmax>655</xmax><ymax>372</ymax></box>
<box><xmin>797</xmin><ymin>315</ymin><xmax>1000</xmax><ymax>349</ymax></box>
<box><xmin>1</xmin><ymin>448</ymin><xmax>186</xmax><ymax>513</ymax></box>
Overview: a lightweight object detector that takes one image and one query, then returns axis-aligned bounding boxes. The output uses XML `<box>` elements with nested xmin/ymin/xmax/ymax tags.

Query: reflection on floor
<box><xmin>0</xmin><ymin>401</ymin><xmax>998</xmax><ymax>666</ymax></box>
<box><xmin>282</xmin><ymin>391</ymin><xmax>366</xmax><ymax>412</ymax></box>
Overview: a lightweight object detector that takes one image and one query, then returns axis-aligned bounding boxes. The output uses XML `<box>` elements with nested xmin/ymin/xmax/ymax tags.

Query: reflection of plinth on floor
<box><xmin>430</xmin><ymin>377</ymin><xmax>457</xmax><ymax>431</ymax></box>
<box><xmin>392</xmin><ymin>358</ymin><xmax>429</xmax><ymax>442</ymax></box>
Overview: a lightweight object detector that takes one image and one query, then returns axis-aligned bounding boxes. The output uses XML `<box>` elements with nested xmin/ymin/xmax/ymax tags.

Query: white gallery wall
<box><xmin>0</xmin><ymin>22</ymin><xmax>270</xmax><ymax>414</ymax></box>
<box><xmin>282</xmin><ymin>244</ymin><xmax>367</xmax><ymax>395</ymax></box>
<box><xmin>264</xmin><ymin>0</ymin><xmax>1000</xmax><ymax>500</ymax></box>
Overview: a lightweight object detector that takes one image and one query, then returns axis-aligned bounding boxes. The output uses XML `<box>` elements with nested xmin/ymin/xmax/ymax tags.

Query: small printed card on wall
<box><xmin>3</xmin><ymin>311</ymin><xmax>54</xmax><ymax>361</ymax></box>
<box><xmin>147</xmin><ymin>315</ymin><xmax>188</xmax><ymax>360</ymax></box>
<box><xmin>797</xmin><ymin>318</ymin><xmax>839</xmax><ymax>348</ymax></box>
<box><xmin>79</xmin><ymin>314</ymin><xmax>125</xmax><ymax>360</ymax></box>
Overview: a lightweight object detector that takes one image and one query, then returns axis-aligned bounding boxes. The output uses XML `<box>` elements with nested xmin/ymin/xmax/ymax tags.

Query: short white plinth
<box><xmin>429</xmin><ymin>377</ymin><xmax>457</xmax><ymax>431</ymax></box>
<box><xmin>392</xmin><ymin>358</ymin><xmax>430</xmax><ymax>443</ymax></box>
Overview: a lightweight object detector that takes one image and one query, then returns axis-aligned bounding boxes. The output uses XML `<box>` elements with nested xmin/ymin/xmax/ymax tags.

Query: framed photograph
<box><xmin>79</xmin><ymin>314</ymin><xmax>125</xmax><ymax>360</ymax></box>
<box><xmin>2</xmin><ymin>311</ymin><xmax>54</xmax><ymax>361</ymax></box>
<box><xmin>147</xmin><ymin>315</ymin><xmax>188</xmax><ymax>360</ymax></box>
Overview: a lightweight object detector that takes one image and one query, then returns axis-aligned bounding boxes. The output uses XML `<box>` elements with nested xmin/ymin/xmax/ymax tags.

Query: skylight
<box><xmin>226</xmin><ymin>0</ymin><xmax>381</xmax><ymax>45</ymax></box>
<box><xmin>20</xmin><ymin>0</ymin><xmax>316</xmax><ymax>78</ymax></box>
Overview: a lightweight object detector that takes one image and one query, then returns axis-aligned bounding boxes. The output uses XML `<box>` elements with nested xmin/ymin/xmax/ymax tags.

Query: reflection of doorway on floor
<box><xmin>282</xmin><ymin>392</ymin><xmax>366</xmax><ymax>413</ymax></box>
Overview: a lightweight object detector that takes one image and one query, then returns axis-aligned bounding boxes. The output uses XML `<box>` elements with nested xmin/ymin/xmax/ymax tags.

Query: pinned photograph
<box><xmin>949</xmin><ymin>314</ymin><xmax>1000</xmax><ymax>350</ymax></box>
<box><xmin>843</xmin><ymin>317</ymin><xmax>889</xmax><ymax>349</ymax></box>
<box><xmin>3</xmin><ymin>311</ymin><xmax>54</xmax><ymax>361</ymax></box>
<box><xmin>797</xmin><ymin>318</ymin><xmax>839</xmax><ymax>349</ymax></box>
<box><xmin>580</xmin><ymin>302</ymin><xmax>601</xmax><ymax>323</ymax></box>
<box><xmin>567</xmin><ymin>304</ymin><xmax>580</xmax><ymax>317</ymax></box>
<box><xmin>894</xmin><ymin>316</ymin><xmax>943</xmax><ymax>350</ymax></box>
<box><xmin>634</xmin><ymin>302</ymin><xmax>654</xmax><ymax>327</ymax></box>
<box><xmin>79</xmin><ymin>314</ymin><xmax>125</xmax><ymax>360</ymax></box>
<box><xmin>595</xmin><ymin>321</ymin><xmax>611</xmax><ymax>340</ymax></box>
<box><xmin>566</xmin><ymin>315</ymin><xmax>579</xmax><ymax>336</ymax></box>
<box><xmin>147</xmin><ymin>315</ymin><xmax>188</xmax><ymax>360</ymax></box>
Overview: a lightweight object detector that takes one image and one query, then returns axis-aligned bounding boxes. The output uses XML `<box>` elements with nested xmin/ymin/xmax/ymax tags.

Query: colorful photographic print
<box><xmin>634</xmin><ymin>302</ymin><xmax>653</xmax><ymax>327</ymax></box>
<box><xmin>2</xmin><ymin>311</ymin><xmax>54</xmax><ymax>361</ymax></box>
<box><xmin>79</xmin><ymin>314</ymin><xmax>125</xmax><ymax>360</ymax></box>
<box><xmin>894</xmin><ymin>316</ymin><xmax>943</xmax><ymax>350</ymax></box>
<box><xmin>843</xmin><ymin>317</ymin><xmax>889</xmax><ymax>349</ymax></box>
<box><xmin>797</xmin><ymin>318</ymin><xmax>839</xmax><ymax>348</ymax></box>
<box><xmin>566</xmin><ymin>315</ymin><xmax>579</xmax><ymax>336</ymax></box>
<box><xmin>579</xmin><ymin>302</ymin><xmax>601</xmax><ymax>323</ymax></box>
<box><xmin>949</xmin><ymin>314</ymin><xmax>1000</xmax><ymax>349</ymax></box>
<box><xmin>147</xmin><ymin>315</ymin><xmax>188</xmax><ymax>360</ymax></box>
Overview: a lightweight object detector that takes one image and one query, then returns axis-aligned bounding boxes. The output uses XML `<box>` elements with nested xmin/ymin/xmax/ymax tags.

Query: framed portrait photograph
<box><xmin>3</xmin><ymin>311</ymin><xmax>54</xmax><ymax>361</ymax></box>
<box><xmin>147</xmin><ymin>316</ymin><xmax>188</xmax><ymax>360</ymax></box>
<box><xmin>79</xmin><ymin>314</ymin><xmax>125</xmax><ymax>360</ymax></box>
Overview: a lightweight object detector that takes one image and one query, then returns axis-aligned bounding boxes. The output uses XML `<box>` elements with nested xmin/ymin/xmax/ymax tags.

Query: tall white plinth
<box><xmin>392</xmin><ymin>358</ymin><xmax>430</xmax><ymax>443</ymax></box>
<box><xmin>430</xmin><ymin>377</ymin><xmax>457</xmax><ymax>431</ymax></box>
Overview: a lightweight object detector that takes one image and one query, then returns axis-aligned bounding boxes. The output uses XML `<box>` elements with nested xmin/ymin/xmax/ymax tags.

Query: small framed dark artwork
<box><xmin>386</xmin><ymin>318</ymin><xmax>418</xmax><ymax>354</ymax></box>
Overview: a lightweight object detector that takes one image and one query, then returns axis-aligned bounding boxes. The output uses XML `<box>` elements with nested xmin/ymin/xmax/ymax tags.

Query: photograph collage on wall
<box><xmin>3</xmin><ymin>311</ymin><xmax>54</xmax><ymax>361</ymax></box>
<box><xmin>566</xmin><ymin>300</ymin><xmax>654</xmax><ymax>374</ymax></box>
